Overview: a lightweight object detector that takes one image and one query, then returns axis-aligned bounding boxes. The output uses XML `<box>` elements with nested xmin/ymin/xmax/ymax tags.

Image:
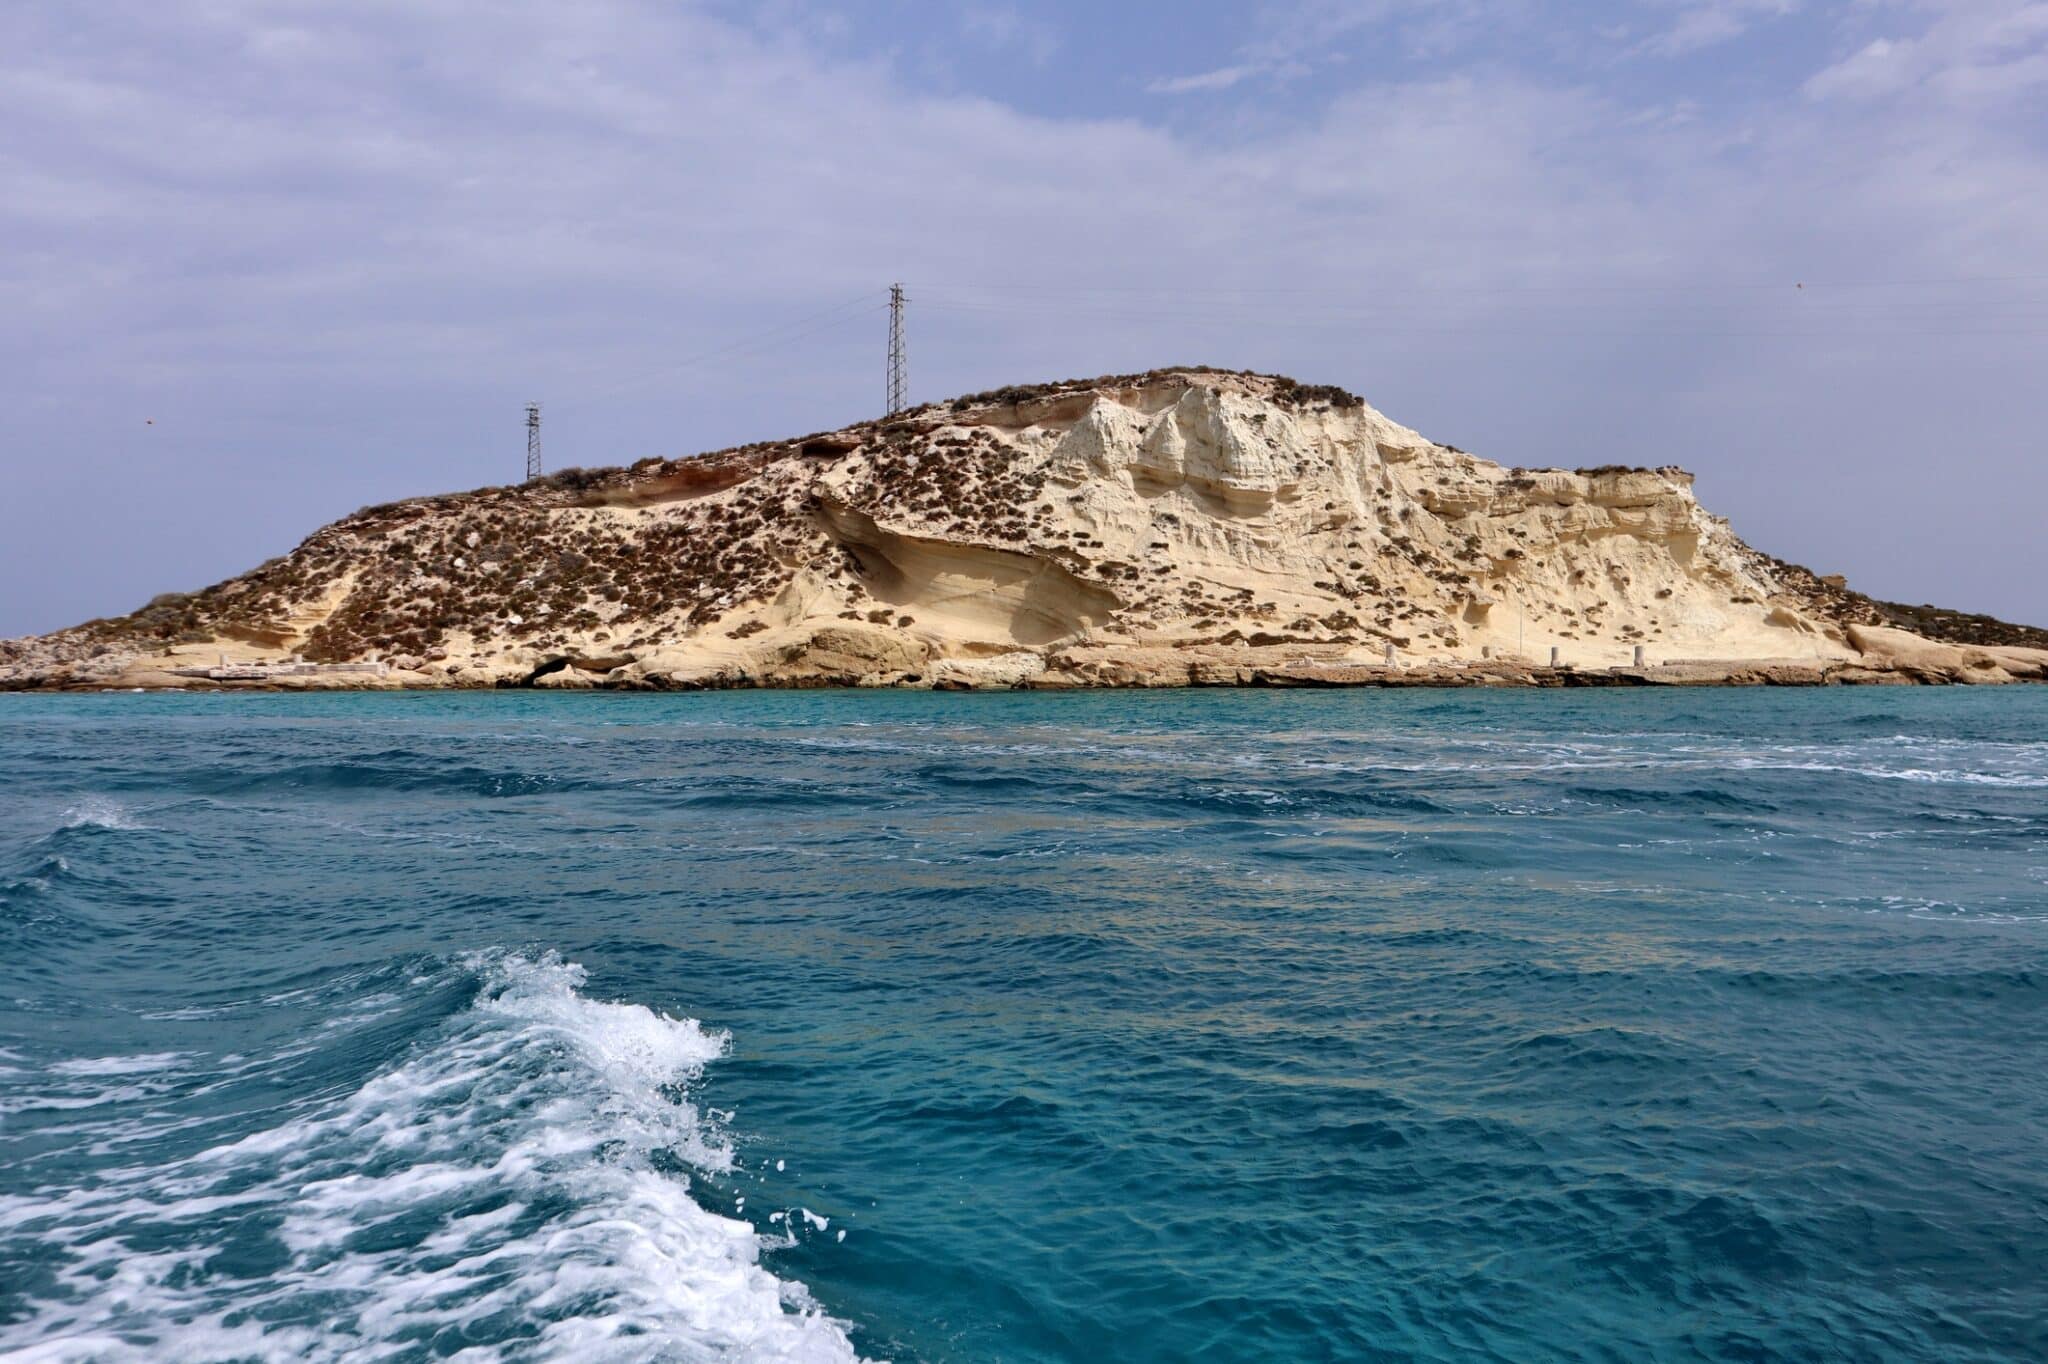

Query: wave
<box><xmin>183</xmin><ymin>760</ymin><xmax>577</xmax><ymax>799</ymax></box>
<box><xmin>60</xmin><ymin>797</ymin><xmax>146</xmax><ymax>831</ymax></box>
<box><xmin>0</xmin><ymin>952</ymin><xmax>864</xmax><ymax>1363</ymax></box>
<box><xmin>44</xmin><ymin>1052</ymin><xmax>188</xmax><ymax>1077</ymax></box>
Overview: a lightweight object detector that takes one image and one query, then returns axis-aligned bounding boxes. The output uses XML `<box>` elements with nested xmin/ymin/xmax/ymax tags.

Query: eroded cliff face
<box><xmin>6</xmin><ymin>369</ymin><xmax>2045</xmax><ymax>690</ymax></box>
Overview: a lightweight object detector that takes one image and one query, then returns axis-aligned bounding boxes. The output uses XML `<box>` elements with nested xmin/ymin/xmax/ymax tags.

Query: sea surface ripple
<box><xmin>1</xmin><ymin>689</ymin><xmax>2045</xmax><ymax>1362</ymax></box>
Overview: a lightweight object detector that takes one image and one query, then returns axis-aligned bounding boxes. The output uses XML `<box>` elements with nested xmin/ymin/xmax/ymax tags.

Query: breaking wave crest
<box><xmin>59</xmin><ymin>797</ymin><xmax>145</xmax><ymax>831</ymax></box>
<box><xmin>0</xmin><ymin>952</ymin><xmax>863</xmax><ymax>1363</ymax></box>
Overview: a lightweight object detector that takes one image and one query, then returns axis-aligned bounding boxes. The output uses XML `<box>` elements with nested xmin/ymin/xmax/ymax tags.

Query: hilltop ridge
<box><xmin>6</xmin><ymin>367</ymin><xmax>2045</xmax><ymax>691</ymax></box>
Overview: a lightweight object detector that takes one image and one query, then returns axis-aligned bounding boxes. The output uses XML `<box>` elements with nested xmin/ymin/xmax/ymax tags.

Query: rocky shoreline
<box><xmin>12</xmin><ymin>635</ymin><xmax>2041</xmax><ymax>694</ymax></box>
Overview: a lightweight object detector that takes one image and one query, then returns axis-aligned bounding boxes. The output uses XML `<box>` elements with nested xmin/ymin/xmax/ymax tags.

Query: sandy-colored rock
<box><xmin>1846</xmin><ymin>624</ymin><xmax>2016</xmax><ymax>683</ymax></box>
<box><xmin>4</xmin><ymin>368</ymin><xmax>2041</xmax><ymax>692</ymax></box>
<box><xmin>772</xmin><ymin>624</ymin><xmax>930</xmax><ymax>685</ymax></box>
<box><xmin>929</xmin><ymin>651</ymin><xmax>1045</xmax><ymax>689</ymax></box>
<box><xmin>1985</xmin><ymin>646</ymin><xmax>2048</xmax><ymax>680</ymax></box>
<box><xmin>533</xmin><ymin>667</ymin><xmax>596</xmax><ymax>689</ymax></box>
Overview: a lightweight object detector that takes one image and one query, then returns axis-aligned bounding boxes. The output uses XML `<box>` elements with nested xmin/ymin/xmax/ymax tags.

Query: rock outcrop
<box><xmin>5</xmin><ymin>368</ymin><xmax>2044</xmax><ymax>691</ymax></box>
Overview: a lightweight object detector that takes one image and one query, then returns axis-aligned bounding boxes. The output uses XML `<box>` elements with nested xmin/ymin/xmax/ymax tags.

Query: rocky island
<box><xmin>6</xmin><ymin>368</ymin><xmax>2044</xmax><ymax>691</ymax></box>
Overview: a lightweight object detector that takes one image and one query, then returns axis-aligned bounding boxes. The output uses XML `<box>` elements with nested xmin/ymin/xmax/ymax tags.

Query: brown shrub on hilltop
<box><xmin>1270</xmin><ymin>377</ymin><xmax>1364</xmax><ymax>409</ymax></box>
<box><xmin>945</xmin><ymin>366</ymin><xmax>1263</xmax><ymax>413</ymax></box>
<box><xmin>536</xmin><ymin>466</ymin><xmax>609</xmax><ymax>493</ymax></box>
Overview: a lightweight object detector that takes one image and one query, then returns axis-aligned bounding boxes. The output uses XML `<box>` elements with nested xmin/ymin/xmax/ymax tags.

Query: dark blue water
<box><xmin>2</xmin><ymin>690</ymin><xmax>2045</xmax><ymax>1362</ymax></box>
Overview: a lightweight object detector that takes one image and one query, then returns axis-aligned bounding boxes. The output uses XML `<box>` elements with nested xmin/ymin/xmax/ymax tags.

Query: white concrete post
<box><xmin>1384</xmin><ymin>643</ymin><xmax>1397</xmax><ymax>667</ymax></box>
<box><xmin>1633</xmin><ymin>644</ymin><xmax>1646</xmax><ymax>666</ymax></box>
<box><xmin>1549</xmin><ymin>645</ymin><xmax>1561</xmax><ymax>667</ymax></box>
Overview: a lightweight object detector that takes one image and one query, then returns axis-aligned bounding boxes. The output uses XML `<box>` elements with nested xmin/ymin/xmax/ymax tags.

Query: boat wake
<box><xmin>0</xmin><ymin>951</ymin><xmax>864</xmax><ymax>1363</ymax></box>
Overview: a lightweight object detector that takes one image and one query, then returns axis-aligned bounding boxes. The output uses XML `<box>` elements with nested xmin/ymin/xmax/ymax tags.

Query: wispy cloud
<box><xmin>1146</xmin><ymin>63</ymin><xmax>1268</xmax><ymax>95</ymax></box>
<box><xmin>1637</xmin><ymin>0</ymin><xmax>1800</xmax><ymax>57</ymax></box>
<box><xmin>1140</xmin><ymin>0</ymin><xmax>1461</xmax><ymax>98</ymax></box>
<box><xmin>959</xmin><ymin>4</ymin><xmax>1061</xmax><ymax>67</ymax></box>
<box><xmin>1806</xmin><ymin>1</ymin><xmax>2048</xmax><ymax>103</ymax></box>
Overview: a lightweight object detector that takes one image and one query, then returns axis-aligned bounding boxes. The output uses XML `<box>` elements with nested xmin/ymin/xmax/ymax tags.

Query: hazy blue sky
<box><xmin>4</xmin><ymin>1</ymin><xmax>2046</xmax><ymax>635</ymax></box>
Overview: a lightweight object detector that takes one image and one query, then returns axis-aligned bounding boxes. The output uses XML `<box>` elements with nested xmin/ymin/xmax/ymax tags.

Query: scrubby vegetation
<box><xmin>1764</xmin><ymin>554</ymin><xmax>2048</xmax><ymax>649</ymax></box>
<box><xmin>835</xmin><ymin>424</ymin><xmax>1044</xmax><ymax>545</ymax></box>
<box><xmin>944</xmin><ymin>366</ymin><xmax>1333</xmax><ymax>413</ymax></box>
<box><xmin>1269</xmin><ymin>378</ymin><xmax>1364</xmax><ymax>410</ymax></box>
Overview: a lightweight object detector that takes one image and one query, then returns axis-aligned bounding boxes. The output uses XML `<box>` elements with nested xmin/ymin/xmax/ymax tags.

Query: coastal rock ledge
<box><xmin>7</xmin><ymin>369</ymin><xmax>2046</xmax><ymax>692</ymax></box>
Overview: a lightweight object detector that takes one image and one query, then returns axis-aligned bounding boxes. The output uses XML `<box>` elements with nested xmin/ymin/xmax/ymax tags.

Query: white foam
<box><xmin>45</xmin><ymin>1052</ymin><xmax>188</xmax><ymax>1077</ymax></box>
<box><xmin>59</xmin><ymin>797</ymin><xmax>144</xmax><ymax>831</ymax></box>
<box><xmin>0</xmin><ymin>952</ymin><xmax>866</xmax><ymax>1363</ymax></box>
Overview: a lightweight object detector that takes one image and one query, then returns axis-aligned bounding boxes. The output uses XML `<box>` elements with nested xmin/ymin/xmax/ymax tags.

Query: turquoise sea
<box><xmin>1</xmin><ymin>689</ymin><xmax>2045</xmax><ymax>1362</ymax></box>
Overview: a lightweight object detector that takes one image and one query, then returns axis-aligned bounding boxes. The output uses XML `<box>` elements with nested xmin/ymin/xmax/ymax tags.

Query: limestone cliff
<box><xmin>6</xmin><ymin>369</ymin><xmax>2045</xmax><ymax>690</ymax></box>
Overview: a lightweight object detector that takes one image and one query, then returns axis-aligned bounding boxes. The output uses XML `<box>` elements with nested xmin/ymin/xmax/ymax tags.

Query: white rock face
<box><xmin>1056</xmin><ymin>385</ymin><xmax>1321</xmax><ymax>509</ymax></box>
<box><xmin>1134</xmin><ymin>386</ymin><xmax>1301</xmax><ymax>506</ymax></box>
<box><xmin>1048</xmin><ymin>398</ymin><xmax>1151</xmax><ymax>482</ymax></box>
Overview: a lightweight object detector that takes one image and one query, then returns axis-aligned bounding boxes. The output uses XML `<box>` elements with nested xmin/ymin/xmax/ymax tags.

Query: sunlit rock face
<box><xmin>6</xmin><ymin>368</ymin><xmax>2045</xmax><ymax>691</ymax></box>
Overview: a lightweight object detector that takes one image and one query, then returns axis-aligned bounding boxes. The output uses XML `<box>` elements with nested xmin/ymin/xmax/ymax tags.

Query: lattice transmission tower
<box><xmin>525</xmin><ymin>402</ymin><xmax>542</xmax><ymax>480</ymax></box>
<box><xmin>886</xmin><ymin>284</ymin><xmax>908</xmax><ymax>414</ymax></box>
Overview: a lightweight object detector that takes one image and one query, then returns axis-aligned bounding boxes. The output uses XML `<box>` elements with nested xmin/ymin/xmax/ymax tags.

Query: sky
<box><xmin>3</xmin><ymin>0</ymin><xmax>2046</xmax><ymax>635</ymax></box>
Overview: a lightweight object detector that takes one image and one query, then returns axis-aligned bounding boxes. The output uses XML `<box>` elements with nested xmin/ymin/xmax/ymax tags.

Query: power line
<box><xmin>913</xmin><ymin>292</ymin><xmax>2048</xmax><ymax>317</ymax></box>
<box><xmin>906</xmin><ymin>272</ymin><xmax>2048</xmax><ymax>298</ymax></box>
<box><xmin>906</xmin><ymin>295</ymin><xmax>2048</xmax><ymax>339</ymax></box>
<box><xmin>547</xmin><ymin>291</ymin><xmax>888</xmax><ymax>415</ymax></box>
<box><xmin>503</xmin><ymin>267</ymin><xmax>2042</xmax><ymax>476</ymax></box>
<box><xmin>887</xmin><ymin>283</ymin><xmax>908</xmax><ymax>414</ymax></box>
